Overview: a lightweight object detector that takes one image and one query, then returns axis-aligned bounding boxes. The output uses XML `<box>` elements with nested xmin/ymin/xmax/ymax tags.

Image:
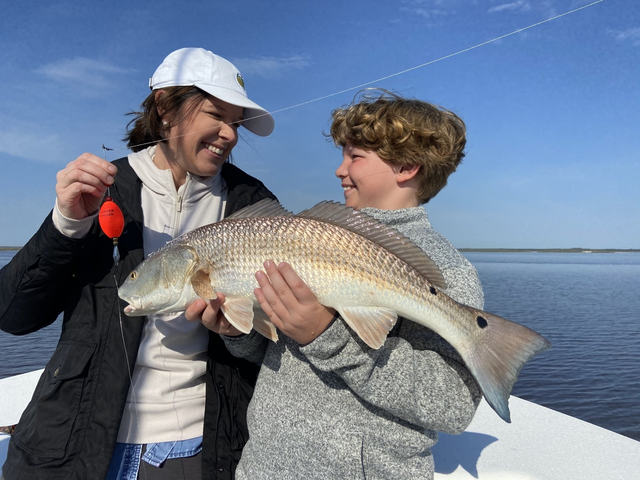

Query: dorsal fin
<box><xmin>297</xmin><ymin>201</ymin><xmax>447</xmax><ymax>290</ymax></box>
<box><xmin>226</xmin><ymin>198</ymin><xmax>293</xmax><ymax>219</ymax></box>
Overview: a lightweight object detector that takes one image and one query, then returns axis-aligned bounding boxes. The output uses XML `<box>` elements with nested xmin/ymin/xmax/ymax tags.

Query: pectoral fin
<box><xmin>221</xmin><ymin>297</ymin><xmax>254</xmax><ymax>334</ymax></box>
<box><xmin>253</xmin><ymin>309</ymin><xmax>279</xmax><ymax>342</ymax></box>
<box><xmin>337</xmin><ymin>306</ymin><xmax>398</xmax><ymax>350</ymax></box>
<box><xmin>191</xmin><ymin>269</ymin><xmax>215</xmax><ymax>300</ymax></box>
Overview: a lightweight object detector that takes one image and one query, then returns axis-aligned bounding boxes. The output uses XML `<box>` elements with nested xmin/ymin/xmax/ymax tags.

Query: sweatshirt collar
<box><xmin>360</xmin><ymin>206</ymin><xmax>431</xmax><ymax>229</ymax></box>
<box><xmin>129</xmin><ymin>146</ymin><xmax>223</xmax><ymax>201</ymax></box>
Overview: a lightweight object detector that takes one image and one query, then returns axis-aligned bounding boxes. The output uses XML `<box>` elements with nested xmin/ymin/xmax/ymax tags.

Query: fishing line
<box><xmin>105</xmin><ymin>0</ymin><xmax>606</xmax><ymax>154</ymax></box>
<box><xmin>100</xmin><ymin>145</ymin><xmax>153</xmax><ymax>480</ymax></box>
<box><xmin>111</xmin><ymin>273</ymin><xmax>155</xmax><ymax>480</ymax></box>
<box><xmin>112</xmin><ymin>275</ymin><xmax>138</xmax><ymax>429</ymax></box>
<box><xmin>263</xmin><ymin>0</ymin><xmax>607</xmax><ymax>117</ymax></box>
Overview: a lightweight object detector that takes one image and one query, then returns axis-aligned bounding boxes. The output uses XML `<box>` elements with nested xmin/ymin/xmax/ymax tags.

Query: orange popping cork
<box><xmin>99</xmin><ymin>196</ymin><xmax>124</xmax><ymax>240</ymax></box>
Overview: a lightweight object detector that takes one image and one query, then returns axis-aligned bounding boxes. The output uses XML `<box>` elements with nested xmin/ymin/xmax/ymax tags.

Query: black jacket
<box><xmin>0</xmin><ymin>157</ymin><xmax>276</xmax><ymax>480</ymax></box>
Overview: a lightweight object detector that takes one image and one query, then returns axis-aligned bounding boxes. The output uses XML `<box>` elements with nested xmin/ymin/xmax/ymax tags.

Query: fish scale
<box><xmin>119</xmin><ymin>199</ymin><xmax>551</xmax><ymax>423</ymax></box>
<box><xmin>195</xmin><ymin>216</ymin><xmax>419</xmax><ymax>307</ymax></box>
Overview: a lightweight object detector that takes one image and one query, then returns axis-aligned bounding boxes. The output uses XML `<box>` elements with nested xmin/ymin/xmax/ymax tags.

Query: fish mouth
<box><xmin>119</xmin><ymin>288</ymin><xmax>184</xmax><ymax>317</ymax></box>
<box><xmin>122</xmin><ymin>296</ymin><xmax>144</xmax><ymax>316</ymax></box>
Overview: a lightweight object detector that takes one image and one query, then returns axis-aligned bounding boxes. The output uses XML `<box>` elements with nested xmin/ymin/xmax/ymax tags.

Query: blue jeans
<box><xmin>106</xmin><ymin>437</ymin><xmax>203</xmax><ymax>480</ymax></box>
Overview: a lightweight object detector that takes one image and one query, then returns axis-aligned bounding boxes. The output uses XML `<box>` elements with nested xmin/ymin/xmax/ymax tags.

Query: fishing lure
<box><xmin>99</xmin><ymin>145</ymin><xmax>124</xmax><ymax>266</ymax></box>
<box><xmin>99</xmin><ymin>195</ymin><xmax>124</xmax><ymax>266</ymax></box>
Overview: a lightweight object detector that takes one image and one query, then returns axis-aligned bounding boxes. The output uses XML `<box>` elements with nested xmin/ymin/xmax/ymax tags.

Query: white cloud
<box><xmin>400</xmin><ymin>7</ymin><xmax>431</xmax><ymax>19</ymax></box>
<box><xmin>403</xmin><ymin>0</ymin><xmax>450</xmax><ymax>6</ymax></box>
<box><xmin>608</xmin><ymin>27</ymin><xmax>640</xmax><ymax>46</ymax></box>
<box><xmin>401</xmin><ymin>7</ymin><xmax>450</xmax><ymax>19</ymax></box>
<box><xmin>35</xmin><ymin>57</ymin><xmax>130</xmax><ymax>94</ymax></box>
<box><xmin>231</xmin><ymin>55</ymin><xmax>312</xmax><ymax>79</ymax></box>
<box><xmin>488</xmin><ymin>1</ymin><xmax>532</xmax><ymax>13</ymax></box>
<box><xmin>0</xmin><ymin>128</ymin><xmax>66</xmax><ymax>163</ymax></box>
<box><xmin>400</xmin><ymin>0</ymin><xmax>450</xmax><ymax>20</ymax></box>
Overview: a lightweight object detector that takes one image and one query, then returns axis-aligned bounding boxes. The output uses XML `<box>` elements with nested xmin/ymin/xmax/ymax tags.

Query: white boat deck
<box><xmin>432</xmin><ymin>395</ymin><xmax>640</xmax><ymax>479</ymax></box>
<box><xmin>1</xmin><ymin>369</ymin><xmax>639</xmax><ymax>479</ymax></box>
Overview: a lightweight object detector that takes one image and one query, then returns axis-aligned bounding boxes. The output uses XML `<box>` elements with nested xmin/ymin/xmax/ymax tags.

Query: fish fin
<box><xmin>190</xmin><ymin>269</ymin><xmax>215</xmax><ymax>300</ymax></box>
<box><xmin>220</xmin><ymin>297</ymin><xmax>255</xmax><ymax>334</ymax></box>
<box><xmin>457</xmin><ymin>308</ymin><xmax>552</xmax><ymax>423</ymax></box>
<box><xmin>253</xmin><ymin>309</ymin><xmax>279</xmax><ymax>342</ymax></box>
<box><xmin>337</xmin><ymin>306</ymin><xmax>398</xmax><ymax>350</ymax></box>
<box><xmin>297</xmin><ymin>201</ymin><xmax>446</xmax><ymax>290</ymax></box>
<box><xmin>225</xmin><ymin>198</ymin><xmax>293</xmax><ymax>219</ymax></box>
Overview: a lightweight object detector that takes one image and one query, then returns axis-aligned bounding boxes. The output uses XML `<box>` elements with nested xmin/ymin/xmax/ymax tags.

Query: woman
<box><xmin>0</xmin><ymin>48</ymin><xmax>275</xmax><ymax>480</ymax></box>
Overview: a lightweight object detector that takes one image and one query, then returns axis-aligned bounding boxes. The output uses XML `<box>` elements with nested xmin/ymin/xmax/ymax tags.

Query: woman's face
<box><xmin>164</xmin><ymin>94</ymin><xmax>243</xmax><ymax>182</ymax></box>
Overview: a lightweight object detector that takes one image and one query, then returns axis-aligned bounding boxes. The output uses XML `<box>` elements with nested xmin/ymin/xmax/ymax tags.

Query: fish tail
<box><xmin>458</xmin><ymin>309</ymin><xmax>551</xmax><ymax>423</ymax></box>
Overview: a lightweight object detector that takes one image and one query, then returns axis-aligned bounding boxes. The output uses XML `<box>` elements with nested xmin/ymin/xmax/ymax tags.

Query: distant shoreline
<box><xmin>2</xmin><ymin>246</ymin><xmax>639</xmax><ymax>254</ymax></box>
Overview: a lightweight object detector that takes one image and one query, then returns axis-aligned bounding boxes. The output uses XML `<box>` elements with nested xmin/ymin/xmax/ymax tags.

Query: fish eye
<box><xmin>129</xmin><ymin>271</ymin><xmax>138</xmax><ymax>280</ymax></box>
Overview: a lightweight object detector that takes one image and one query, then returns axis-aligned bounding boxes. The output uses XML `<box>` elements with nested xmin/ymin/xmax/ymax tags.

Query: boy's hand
<box><xmin>254</xmin><ymin>261</ymin><xmax>335</xmax><ymax>345</ymax></box>
<box><xmin>185</xmin><ymin>293</ymin><xmax>243</xmax><ymax>336</ymax></box>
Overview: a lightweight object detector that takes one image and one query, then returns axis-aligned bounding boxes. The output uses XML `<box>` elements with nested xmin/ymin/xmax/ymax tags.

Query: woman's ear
<box><xmin>397</xmin><ymin>164</ymin><xmax>420</xmax><ymax>183</ymax></box>
<box><xmin>154</xmin><ymin>90</ymin><xmax>165</xmax><ymax>117</ymax></box>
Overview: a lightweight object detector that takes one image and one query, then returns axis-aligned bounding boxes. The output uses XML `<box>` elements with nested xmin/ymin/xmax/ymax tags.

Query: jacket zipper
<box><xmin>172</xmin><ymin>179</ymin><xmax>185</xmax><ymax>237</ymax></box>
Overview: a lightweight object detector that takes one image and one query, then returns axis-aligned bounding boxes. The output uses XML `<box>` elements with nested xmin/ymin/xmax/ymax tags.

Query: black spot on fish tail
<box><xmin>477</xmin><ymin>316</ymin><xmax>488</xmax><ymax>329</ymax></box>
<box><xmin>429</xmin><ymin>286</ymin><xmax>437</xmax><ymax>295</ymax></box>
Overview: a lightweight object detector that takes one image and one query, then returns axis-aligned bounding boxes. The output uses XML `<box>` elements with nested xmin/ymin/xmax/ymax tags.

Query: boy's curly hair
<box><xmin>328</xmin><ymin>89</ymin><xmax>466</xmax><ymax>204</ymax></box>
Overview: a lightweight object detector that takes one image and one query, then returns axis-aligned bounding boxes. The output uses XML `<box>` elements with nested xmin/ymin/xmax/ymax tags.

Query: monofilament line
<box><xmin>267</xmin><ymin>0</ymin><xmax>606</xmax><ymax>116</ymax></box>
<box><xmin>122</xmin><ymin>0</ymin><xmax>606</xmax><ymax>152</ymax></box>
<box><xmin>114</xmin><ymin>274</ymin><xmax>150</xmax><ymax>480</ymax></box>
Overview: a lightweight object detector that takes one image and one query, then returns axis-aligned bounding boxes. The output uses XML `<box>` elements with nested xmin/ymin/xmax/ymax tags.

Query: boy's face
<box><xmin>335</xmin><ymin>143</ymin><xmax>401</xmax><ymax>210</ymax></box>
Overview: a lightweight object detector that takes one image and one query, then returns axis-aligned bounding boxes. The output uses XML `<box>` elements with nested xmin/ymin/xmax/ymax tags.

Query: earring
<box><xmin>162</xmin><ymin>121</ymin><xmax>169</xmax><ymax>128</ymax></box>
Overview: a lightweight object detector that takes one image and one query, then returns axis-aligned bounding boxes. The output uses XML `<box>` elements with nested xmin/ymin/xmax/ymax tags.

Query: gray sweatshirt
<box><xmin>223</xmin><ymin>206</ymin><xmax>484</xmax><ymax>479</ymax></box>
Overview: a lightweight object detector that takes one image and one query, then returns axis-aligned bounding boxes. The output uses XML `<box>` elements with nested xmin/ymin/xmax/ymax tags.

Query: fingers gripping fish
<box><xmin>118</xmin><ymin>199</ymin><xmax>551</xmax><ymax>422</ymax></box>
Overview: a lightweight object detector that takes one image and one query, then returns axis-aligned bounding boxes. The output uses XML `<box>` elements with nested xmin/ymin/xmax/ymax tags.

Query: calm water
<box><xmin>465</xmin><ymin>251</ymin><xmax>640</xmax><ymax>442</ymax></box>
<box><xmin>1</xmin><ymin>250</ymin><xmax>639</xmax><ymax>441</ymax></box>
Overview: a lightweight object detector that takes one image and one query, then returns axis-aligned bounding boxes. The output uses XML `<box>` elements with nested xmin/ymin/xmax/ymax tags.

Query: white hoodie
<box><xmin>117</xmin><ymin>145</ymin><xmax>227</xmax><ymax>443</ymax></box>
<box><xmin>54</xmin><ymin>145</ymin><xmax>227</xmax><ymax>443</ymax></box>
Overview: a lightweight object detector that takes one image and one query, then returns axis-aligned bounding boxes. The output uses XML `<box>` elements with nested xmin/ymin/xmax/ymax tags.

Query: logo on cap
<box><xmin>236</xmin><ymin>73</ymin><xmax>245</xmax><ymax>89</ymax></box>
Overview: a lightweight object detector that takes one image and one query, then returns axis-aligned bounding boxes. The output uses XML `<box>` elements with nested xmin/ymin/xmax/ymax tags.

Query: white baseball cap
<box><xmin>150</xmin><ymin>48</ymin><xmax>274</xmax><ymax>136</ymax></box>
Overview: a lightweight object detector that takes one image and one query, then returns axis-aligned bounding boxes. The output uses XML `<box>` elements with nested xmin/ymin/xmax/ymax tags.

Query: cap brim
<box><xmin>195</xmin><ymin>83</ymin><xmax>274</xmax><ymax>136</ymax></box>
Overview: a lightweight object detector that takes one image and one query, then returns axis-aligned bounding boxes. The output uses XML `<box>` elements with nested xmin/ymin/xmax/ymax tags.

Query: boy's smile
<box><xmin>336</xmin><ymin>143</ymin><xmax>413</xmax><ymax>210</ymax></box>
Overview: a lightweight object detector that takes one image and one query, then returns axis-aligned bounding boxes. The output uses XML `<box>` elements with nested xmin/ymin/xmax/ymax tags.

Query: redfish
<box><xmin>118</xmin><ymin>199</ymin><xmax>550</xmax><ymax>422</ymax></box>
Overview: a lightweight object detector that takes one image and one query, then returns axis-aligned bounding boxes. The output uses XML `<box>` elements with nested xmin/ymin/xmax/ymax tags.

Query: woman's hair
<box><xmin>124</xmin><ymin>86</ymin><xmax>209</xmax><ymax>152</ymax></box>
<box><xmin>328</xmin><ymin>89</ymin><xmax>467</xmax><ymax>204</ymax></box>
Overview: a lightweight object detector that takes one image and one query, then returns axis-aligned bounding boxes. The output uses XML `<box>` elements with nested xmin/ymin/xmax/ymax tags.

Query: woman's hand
<box><xmin>254</xmin><ymin>261</ymin><xmax>335</xmax><ymax>345</ymax></box>
<box><xmin>55</xmin><ymin>153</ymin><xmax>117</xmax><ymax>219</ymax></box>
<box><xmin>185</xmin><ymin>293</ymin><xmax>243</xmax><ymax>336</ymax></box>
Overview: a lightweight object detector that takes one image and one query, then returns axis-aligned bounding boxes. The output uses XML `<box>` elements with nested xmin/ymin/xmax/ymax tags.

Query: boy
<box><xmin>193</xmin><ymin>90</ymin><xmax>484</xmax><ymax>479</ymax></box>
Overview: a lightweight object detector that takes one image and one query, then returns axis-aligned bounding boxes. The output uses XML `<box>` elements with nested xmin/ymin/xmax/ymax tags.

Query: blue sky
<box><xmin>0</xmin><ymin>0</ymin><xmax>638</xmax><ymax>248</ymax></box>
